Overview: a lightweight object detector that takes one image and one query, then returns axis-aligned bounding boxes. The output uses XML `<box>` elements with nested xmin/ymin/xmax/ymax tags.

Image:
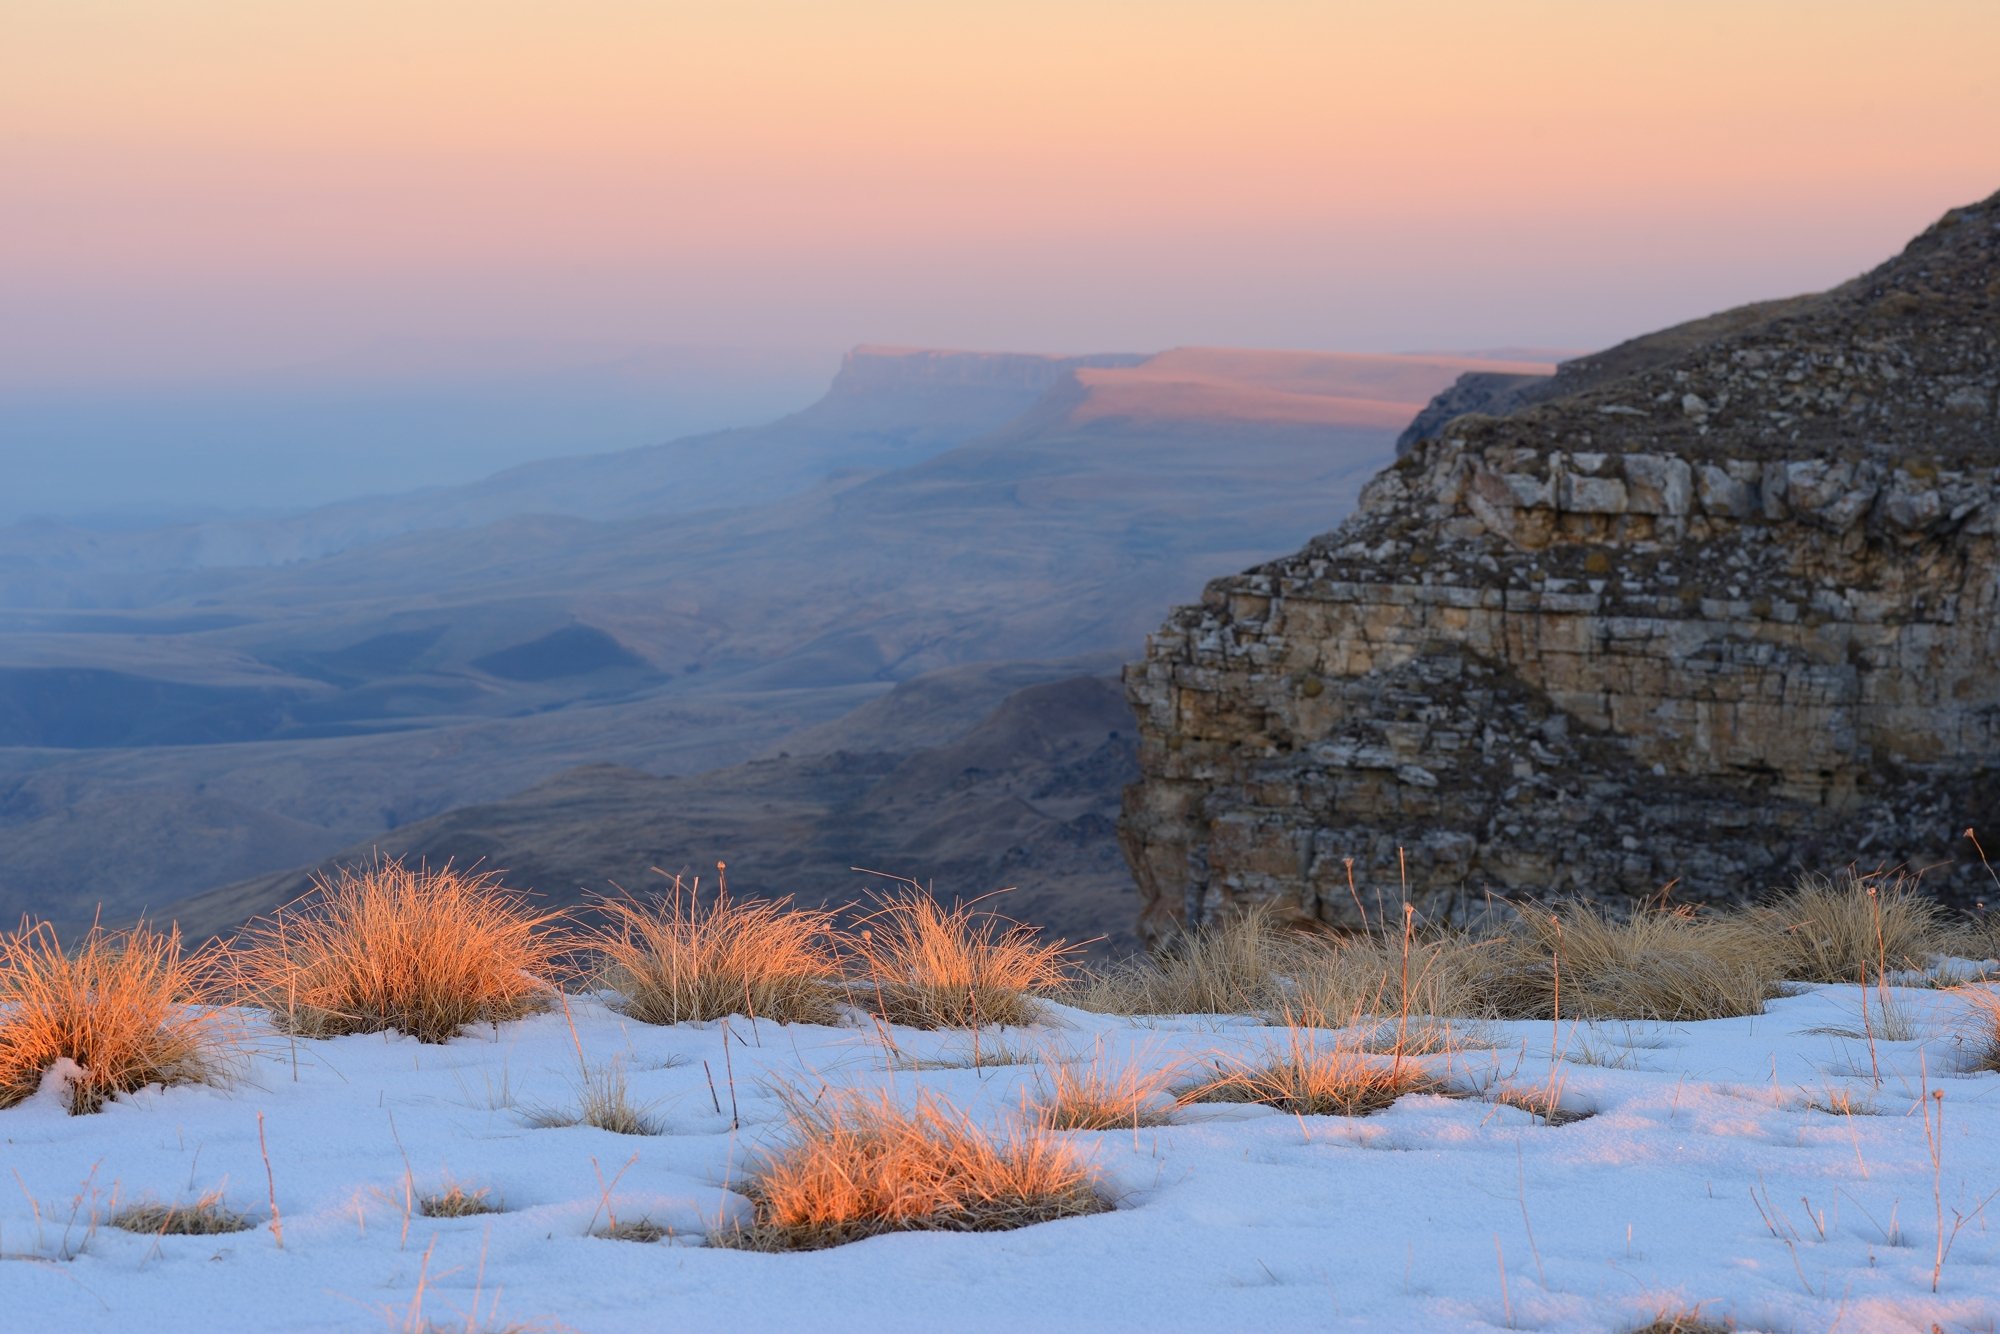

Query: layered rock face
<box><xmin>1122</xmin><ymin>192</ymin><xmax>2000</xmax><ymax>942</ymax></box>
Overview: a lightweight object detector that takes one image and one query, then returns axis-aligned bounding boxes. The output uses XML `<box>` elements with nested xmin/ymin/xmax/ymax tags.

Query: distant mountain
<box><xmin>0</xmin><ymin>343</ymin><xmax>1549</xmax><ymax>937</ymax></box>
<box><xmin>0</xmin><ymin>347</ymin><xmax>1146</xmax><ymax>607</ymax></box>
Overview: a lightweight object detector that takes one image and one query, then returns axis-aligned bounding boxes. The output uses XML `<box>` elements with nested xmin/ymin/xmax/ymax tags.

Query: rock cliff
<box><xmin>1122</xmin><ymin>191</ymin><xmax>2000</xmax><ymax>942</ymax></box>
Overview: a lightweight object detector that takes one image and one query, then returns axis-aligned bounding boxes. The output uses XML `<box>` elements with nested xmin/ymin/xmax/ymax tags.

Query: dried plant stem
<box><xmin>258</xmin><ymin>1111</ymin><xmax>284</xmax><ymax>1250</ymax></box>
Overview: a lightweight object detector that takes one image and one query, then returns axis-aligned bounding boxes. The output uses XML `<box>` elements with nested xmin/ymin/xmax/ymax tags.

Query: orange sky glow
<box><xmin>5</xmin><ymin>0</ymin><xmax>1997</xmax><ymax>383</ymax></box>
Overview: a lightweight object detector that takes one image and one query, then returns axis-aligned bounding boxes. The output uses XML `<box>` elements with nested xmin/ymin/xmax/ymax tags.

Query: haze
<box><xmin>5</xmin><ymin>0</ymin><xmax>1997</xmax><ymax>517</ymax></box>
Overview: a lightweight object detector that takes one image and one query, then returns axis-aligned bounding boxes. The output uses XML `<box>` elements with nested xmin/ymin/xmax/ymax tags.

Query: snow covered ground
<box><xmin>6</xmin><ymin>981</ymin><xmax>2000</xmax><ymax>1332</ymax></box>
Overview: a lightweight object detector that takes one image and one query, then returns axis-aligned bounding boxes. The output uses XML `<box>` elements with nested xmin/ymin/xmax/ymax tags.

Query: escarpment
<box><xmin>1122</xmin><ymin>191</ymin><xmax>2000</xmax><ymax>943</ymax></box>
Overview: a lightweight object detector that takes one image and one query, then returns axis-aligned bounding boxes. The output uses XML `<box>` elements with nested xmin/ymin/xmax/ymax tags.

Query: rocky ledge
<box><xmin>1121</xmin><ymin>190</ymin><xmax>2000</xmax><ymax>942</ymax></box>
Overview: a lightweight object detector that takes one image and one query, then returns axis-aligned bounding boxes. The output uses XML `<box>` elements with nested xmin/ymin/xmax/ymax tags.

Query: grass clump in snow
<box><xmin>1181</xmin><ymin>1026</ymin><xmax>1443</xmax><ymax>1117</ymax></box>
<box><xmin>1470</xmin><ymin>902</ymin><xmax>1771</xmax><ymax>1021</ymax></box>
<box><xmin>526</xmin><ymin>1061</ymin><xmax>663</xmax><ymax>1136</ymax></box>
<box><xmin>418</xmin><ymin>1183</ymin><xmax>502</xmax><ymax>1218</ymax></box>
<box><xmin>594</xmin><ymin>1217</ymin><xmax>669</xmax><ymax>1243</ymax></box>
<box><xmin>0</xmin><ymin>918</ymin><xmax>232</xmax><ymax>1114</ymax></box>
<box><xmin>587</xmin><ymin>877</ymin><xmax>843</xmax><ymax>1027</ymax></box>
<box><xmin>1632</xmin><ymin>1311</ymin><xmax>1733</xmax><ymax>1334</ymax></box>
<box><xmin>1029</xmin><ymin>1045</ymin><xmax>1181</xmax><ymax>1131</ymax></box>
<box><xmin>226</xmin><ymin>859</ymin><xmax>565</xmax><ymax>1044</ymax></box>
<box><xmin>1064</xmin><ymin>908</ymin><xmax>1300</xmax><ymax>1016</ymax></box>
<box><xmin>847</xmin><ymin>885</ymin><xmax>1073</xmax><ymax>1029</ymax></box>
<box><xmin>108</xmin><ymin>1189</ymin><xmax>254</xmax><ymax>1235</ymax></box>
<box><xmin>1744</xmin><ymin>869</ymin><xmax>1947</xmax><ymax>984</ymax></box>
<box><xmin>721</xmin><ymin>1086</ymin><xmax>1106</xmax><ymax>1251</ymax></box>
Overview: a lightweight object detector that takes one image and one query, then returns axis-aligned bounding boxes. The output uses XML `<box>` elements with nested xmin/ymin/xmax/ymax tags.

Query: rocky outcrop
<box><xmin>1394</xmin><ymin>296</ymin><xmax>1816</xmax><ymax>456</ymax></box>
<box><xmin>1122</xmin><ymin>191</ymin><xmax>2000</xmax><ymax>942</ymax></box>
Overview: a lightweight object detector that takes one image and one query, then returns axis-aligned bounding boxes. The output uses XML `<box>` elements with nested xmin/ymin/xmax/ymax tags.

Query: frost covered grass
<box><xmin>587</xmin><ymin>876</ymin><xmax>843</xmax><ymax>1027</ymax></box>
<box><xmin>0</xmin><ymin>918</ymin><xmax>232</xmax><ymax>1113</ymax></box>
<box><xmin>846</xmin><ymin>884</ymin><xmax>1074</xmax><ymax>1028</ymax></box>
<box><xmin>721</xmin><ymin>1085</ymin><xmax>1106</xmax><ymax>1251</ymax></box>
<box><xmin>224</xmin><ymin>859</ymin><xmax>565</xmax><ymax>1043</ymax></box>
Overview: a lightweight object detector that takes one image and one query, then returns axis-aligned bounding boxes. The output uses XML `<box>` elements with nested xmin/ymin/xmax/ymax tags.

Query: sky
<box><xmin>4</xmin><ymin>0</ymin><xmax>1997</xmax><ymax>515</ymax></box>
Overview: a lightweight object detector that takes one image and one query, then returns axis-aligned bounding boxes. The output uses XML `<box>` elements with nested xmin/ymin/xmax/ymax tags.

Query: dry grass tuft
<box><xmin>1957</xmin><ymin>986</ymin><xmax>2000</xmax><ymax>1073</ymax></box>
<box><xmin>418</xmin><ymin>1183</ymin><xmax>502</xmax><ymax>1218</ymax></box>
<box><xmin>722</xmin><ymin>1086</ymin><xmax>1105</xmax><ymax>1251</ymax></box>
<box><xmin>0</xmin><ymin>918</ymin><xmax>231</xmax><ymax>1114</ymax></box>
<box><xmin>883</xmin><ymin>1043</ymin><xmax>1039</xmax><ymax>1072</ymax></box>
<box><xmin>1283</xmin><ymin>929</ymin><xmax>1486</xmax><ymax>1042</ymax></box>
<box><xmin>226</xmin><ymin>859</ymin><xmax>565</xmax><ymax>1044</ymax></box>
<box><xmin>594</xmin><ymin>1217</ymin><xmax>669</xmax><ymax>1243</ymax></box>
<box><xmin>1746</xmin><ymin>869</ymin><xmax>1948</xmax><ymax>984</ymax></box>
<box><xmin>526</xmin><ymin>1062</ymin><xmax>663</xmax><ymax>1136</ymax></box>
<box><xmin>1801</xmin><ymin>1086</ymin><xmax>1879</xmax><ymax>1117</ymax></box>
<box><xmin>1030</xmin><ymin>1046</ymin><xmax>1181</xmax><ymax>1131</ymax></box>
<box><xmin>1632</xmin><ymin>1311</ymin><xmax>1732</xmax><ymax>1334</ymax></box>
<box><xmin>108</xmin><ymin>1189</ymin><xmax>254</xmax><ymax>1235</ymax></box>
<box><xmin>1064</xmin><ymin>908</ymin><xmax>1301</xmax><ymax>1016</ymax></box>
<box><xmin>1471</xmin><ymin>902</ymin><xmax>1771</xmax><ymax>1021</ymax></box>
<box><xmin>1181</xmin><ymin>1027</ymin><xmax>1443</xmax><ymax>1117</ymax></box>
<box><xmin>847</xmin><ymin>886</ymin><xmax>1073</xmax><ymax>1029</ymax></box>
<box><xmin>1486</xmin><ymin>1084</ymin><xmax>1594</xmax><ymax>1126</ymax></box>
<box><xmin>587</xmin><ymin>879</ymin><xmax>842</xmax><ymax>1026</ymax></box>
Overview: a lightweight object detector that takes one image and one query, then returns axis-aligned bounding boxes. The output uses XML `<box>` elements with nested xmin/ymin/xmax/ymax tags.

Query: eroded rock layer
<box><xmin>1122</xmin><ymin>192</ymin><xmax>2000</xmax><ymax>941</ymax></box>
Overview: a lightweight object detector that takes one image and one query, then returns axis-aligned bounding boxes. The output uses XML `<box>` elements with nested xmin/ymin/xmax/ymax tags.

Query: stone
<box><xmin>1120</xmin><ymin>190</ymin><xmax>2000</xmax><ymax>945</ymax></box>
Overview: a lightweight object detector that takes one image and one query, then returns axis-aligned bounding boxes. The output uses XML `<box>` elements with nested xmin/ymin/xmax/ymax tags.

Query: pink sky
<box><xmin>5</xmin><ymin>1</ymin><xmax>1997</xmax><ymax>385</ymax></box>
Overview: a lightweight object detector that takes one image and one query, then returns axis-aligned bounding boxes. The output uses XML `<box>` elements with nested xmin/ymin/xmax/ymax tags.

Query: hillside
<box><xmin>3</xmin><ymin>345</ymin><xmax>1547</xmax><ymax>934</ymax></box>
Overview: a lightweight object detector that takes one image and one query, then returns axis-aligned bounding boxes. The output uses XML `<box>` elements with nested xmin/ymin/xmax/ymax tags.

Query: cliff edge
<box><xmin>1121</xmin><ymin>191</ymin><xmax>2000</xmax><ymax>941</ymax></box>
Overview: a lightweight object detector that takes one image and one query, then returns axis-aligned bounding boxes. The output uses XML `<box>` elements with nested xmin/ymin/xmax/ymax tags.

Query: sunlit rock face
<box><xmin>1122</xmin><ymin>191</ymin><xmax>2000</xmax><ymax>944</ymax></box>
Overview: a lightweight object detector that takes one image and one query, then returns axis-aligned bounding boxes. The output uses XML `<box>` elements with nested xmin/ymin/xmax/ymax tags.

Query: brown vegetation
<box><xmin>108</xmin><ymin>1189</ymin><xmax>254</xmax><ymax>1235</ymax></box>
<box><xmin>587</xmin><ymin>878</ymin><xmax>842</xmax><ymax>1026</ymax></box>
<box><xmin>847</xmin><ymin>885</ymin><xmax>1073</xmax><ymax>1029</ymax></box>
<box><xmin>723</xmin><ymin>1086</ymin><xmax>1105</xmax><ymax>1251</ymax></box>
<box><xmin>1745</xmin><ymin>870</ymin><xmax>1948</xmax><ymax>983</ymax></box>
<box><xmin>1030</xmin><ymin>1046</ymin><xmax>1181</xmax><ymax>1130</ymax></box>
<box><xmin>1471</xmin><ymin>902</ymin><xmax>1772</xmax><ymax>1022</ymax></box>
<box><xmin>226</xmin><ymin>860</ymin><xmax>565</xmax><ymax>1044</ymax></box>
<box><xmin>0</xmin><ymin>918</ymin><xmax>231</xmax><ymax>1114</ymax></box>
<box><xmin>1180</xmin><ymin>1027</ymin><xmax>1444</xmax><ymax>1117</ymax></box>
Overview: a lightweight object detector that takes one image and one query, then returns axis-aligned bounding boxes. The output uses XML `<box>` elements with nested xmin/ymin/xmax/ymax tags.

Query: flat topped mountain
<box><xmin>1121</xmin><ymin>190</ymin><xmax>2000</xmax><ymax>943</ymax></box>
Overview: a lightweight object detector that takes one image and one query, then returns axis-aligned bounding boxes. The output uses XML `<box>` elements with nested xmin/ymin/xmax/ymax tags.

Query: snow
<box><xmin>6</xmin><ymin>983</ymin><xmax>2000</xmax><ymax>1332</ymax></box>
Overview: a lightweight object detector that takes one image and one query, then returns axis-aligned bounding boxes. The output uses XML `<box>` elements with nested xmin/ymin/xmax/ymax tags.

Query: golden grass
<box><xmin>1180</xmin><ymin>1026</ymin><xmax>1444</xmax><ymax>1117</ymax></box>
<box><xmin>418</xmin><ymin>1183</ymin><xmax>502</xmax><ymax>1218</ymax></box>
<box><xmin>526</xmin><ymin>1062</ymin><xmax>663</xmax><ymax>1136</ymax></box>
<box><xmin>1063</xmin><ymin>908</ymin><xmax>1298</xmax><ymax>1016</ymax></box>
<box><xmin>1470</xmin><ymin>902</ymin><xmax>1771</xmax><ymax>1021</ymax></box>
<box><xmin>1030</xmin><ymin>1046</ymin><xmax>1181</xmax><ymax>1131</ymax></box>
<box><xmin>108</xmin><ymin>1189</ymin><xmax>254</xmax><ymax>1235</ymax></box>
<box><xmin>722</xmin><ymin>1086</ymin><xmax>1106</xmax><ymax>1251</ymax></box>
<box><xmin>847</xmin><ymin>886</ymin><xmax>1074</xmax><ymax>1029</ymax></box>
<box><xmin>1284</xmin><ymin>928</ymin><xmax>1485</xmax><ymax>1036</ymax></box>
<box><xmin>1485</xmin><ymin>1083</ymin><xmax>1594</xmax><ymax>1126</ymax></box>
<box><xmin>226</xmin><ymin>859</ymin><xmax>565</xmax><ymax>1044</ymax></box>
<box><xmin>587</xmin><ymin>879</ymin><xmax>842</xmax><ymax>1026</ymax></box>
<box><xmin>1744</xmin><ymin>870</ymin><xmax>1949</xmax><ymax>983</ymax></box>
<box><xmin>0</xmin><ymin>918</ymin><xmax>231</xmax><ymax>1114</ymax></box>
